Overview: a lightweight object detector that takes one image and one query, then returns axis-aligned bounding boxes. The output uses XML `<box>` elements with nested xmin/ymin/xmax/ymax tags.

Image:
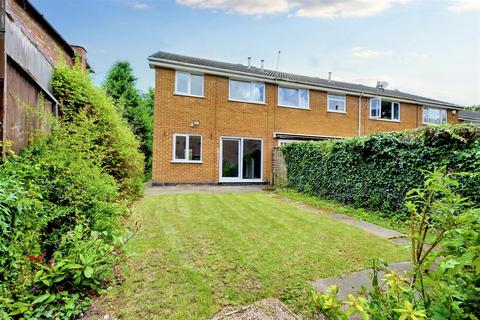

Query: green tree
<box><xmin>104</xmin><ymin>61</ymin><xmax>153</xmax><ymax>178</ymax></box>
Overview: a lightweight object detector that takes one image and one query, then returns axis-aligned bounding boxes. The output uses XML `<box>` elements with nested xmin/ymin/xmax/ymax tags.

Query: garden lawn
<box><xmin>101</xmin><ymin>192</ymin><xmax>408</xmax><ymax>319</ymax></box>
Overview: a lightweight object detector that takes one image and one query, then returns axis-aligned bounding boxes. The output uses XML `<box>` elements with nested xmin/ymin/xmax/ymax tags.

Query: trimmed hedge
<box><xmin>281</xmin><ymin>124</ymin><xmax>480</xmax><ymax>217</ymax></box>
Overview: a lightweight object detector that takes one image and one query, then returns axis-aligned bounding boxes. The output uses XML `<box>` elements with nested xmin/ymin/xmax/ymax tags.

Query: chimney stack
<box><xmin>260</xmin><ymin>59</ymin><xmax>264</xmax><ymax>72</ymax></box>
<box><xmin>328</xmin><ymin>71</ymin><xmax>332</xmax><ymax>81</ymax></box>
<box><xmin>247</xmin><ymin>57</ymin><xmax>252</xmax><ymax>69</ymax></box>
<box><xmin>72</xmin><ymin>45</ymin><xmax>88</xmax><ymax>71</ymax></box>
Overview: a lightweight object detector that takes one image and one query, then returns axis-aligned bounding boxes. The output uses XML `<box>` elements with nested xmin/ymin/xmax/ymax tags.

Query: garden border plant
<box><xmin>0</xmin><ymin>62</ymin><xmax>144</xmax><ymax>319</ymax></box>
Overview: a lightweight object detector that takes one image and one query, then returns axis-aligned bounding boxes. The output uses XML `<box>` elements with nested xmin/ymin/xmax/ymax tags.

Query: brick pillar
<box><xmin>272</xmin><ymin>147</ymin><xmax>288</xmax><ymax>187</ymax></box>
<box><xmin>71</xmin><ymin>45</ymin><xmax>88</xmax><ymax>71</ymax></box>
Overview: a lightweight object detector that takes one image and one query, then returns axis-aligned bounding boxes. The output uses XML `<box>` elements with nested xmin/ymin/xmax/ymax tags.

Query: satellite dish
<box><xmin>379</xmin><ymin>81</ymin><xmax>389</xmax><ymax>89</ymax></box>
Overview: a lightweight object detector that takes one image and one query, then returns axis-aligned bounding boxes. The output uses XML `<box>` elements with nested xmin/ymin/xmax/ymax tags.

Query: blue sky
<box><xmin>31</xmin><ymin>0</ymin><xmax>480</xmax><ymax>105</ymax></box>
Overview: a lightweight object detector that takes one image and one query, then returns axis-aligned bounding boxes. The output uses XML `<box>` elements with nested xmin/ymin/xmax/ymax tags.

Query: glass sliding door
<box><xmin>221</xmin><ymin>138</ymin><xmax>240</xmax><ymax>180</ymax></box>
<box><xmin>242</xmin><ymin>139</ymin><xmax>261</xmax><ymax>179</ymax></box>
<box><xmin>220</xmin><ymin>137</ymin><xmax>263</xmax><ymax>182</ymax></box>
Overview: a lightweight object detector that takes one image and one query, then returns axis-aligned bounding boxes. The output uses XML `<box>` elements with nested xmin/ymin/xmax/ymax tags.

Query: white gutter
<box><xmin>148</xmin><ymin>57</ymin><xmax>463</xmax><ymax>110</ymax></box>
<box><xmin>273</xmin><ymin>131</ymin><xmax>344</xmax><ymax>140</ymax></box>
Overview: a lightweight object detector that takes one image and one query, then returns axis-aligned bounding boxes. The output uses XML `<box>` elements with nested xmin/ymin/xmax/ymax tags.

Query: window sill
<box><xmin>370</xmin><ymin>118</ymin><xmax>401</xmax><ymax>123</ymax></box>
<box><xmin>277</xmin><ymin>104</ymin><xmax>310</xmax><ymax>110</ymax></box>
<box><xmin>327</xmin><ymin>110</ymin><xmax>347</xmax><ymax>114</ymax></box>
<box><xmin>228</xmin><ymin>98</ymin><xmax>266</xmax><ymax>105</ymax></box>
<box><xmin>170</xmin><ymin>160</ymin><xmax>203</xmax><ymax>164</ymax></box>
<box><xmin>174</xmin><ymin>92</ymin><xmax>205</xmax><ymax>99</ymax></box>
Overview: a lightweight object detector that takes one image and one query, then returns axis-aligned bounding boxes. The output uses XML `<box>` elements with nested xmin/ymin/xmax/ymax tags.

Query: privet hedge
<box><xmin>281</xmin><ymin>124</ymin><xmax>480</xmax><ymax>216</ymax></box>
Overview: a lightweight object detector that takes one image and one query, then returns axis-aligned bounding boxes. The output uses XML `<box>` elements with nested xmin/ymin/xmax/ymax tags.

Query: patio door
<box><xmin>220</xmin><ymin>137</ymin><xmax>263</xmax><ymax>183</ymax></box>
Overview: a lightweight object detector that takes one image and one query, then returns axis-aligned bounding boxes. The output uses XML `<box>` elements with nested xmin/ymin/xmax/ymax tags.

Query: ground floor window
<box><xmin>220</xmin><ymin>137</ymin><xmax>262</xmax><ymax>182</ymax></box>
<box><xmin>173</xmin><ymin>134</ymin><xmax>202</xmax><ymax>162</ymax></box>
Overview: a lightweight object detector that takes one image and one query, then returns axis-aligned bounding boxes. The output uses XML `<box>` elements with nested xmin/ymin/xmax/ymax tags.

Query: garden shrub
<box><xmin>308</xmin><ymin>169</ymin><xmax>480</xmax><ymax>320</ymax></box>
<box><xmin>0</xmin><ymin>64</ymin><xmax>143</xmax><ymax>318</ymax></box>
<box><xmin>51</xmin><ymin>63</ymin><xmax>144</xmax><ymax>200</ymax></box>
<box><xmin>282</xmin><ymin>124</ymin><xmax>480</xmax><ymax>218</ymax></box>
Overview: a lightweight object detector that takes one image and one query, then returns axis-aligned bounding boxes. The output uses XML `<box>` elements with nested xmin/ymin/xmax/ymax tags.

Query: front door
<box><xmin>220</xmin><ymin>137</ymin><xmax>263</xmax><ymax>183</ymax></box>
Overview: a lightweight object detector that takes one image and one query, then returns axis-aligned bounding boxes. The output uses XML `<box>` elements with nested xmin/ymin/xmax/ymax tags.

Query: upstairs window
<box><xmin>175</xmin><ymin>71</ymin><xmax>204</xmax><ymax>97</ymax></box>
<box><xmin>229</xmin><ymin>79</ymin><xmax>265</xmax><ymax>104</ymax></box>
<box><xmin>278</xmin><ymin>87</ymin><xmax>309</xmax><ymax>109</ymax></box>
<box><xmin>370</xmin><ymin>98</ymin><xmax>400</xmax><ymax>121</ymax></box>
<box><xmin>173</xmin><ymin>134</ymin><xmax>202</xmax><ymax>162</ymax></box>
<box><xmin>327</xmin><ymin>94</ymin><xmax>346</xmax><ymax>113</ymax></box>
<box><xmin>423</xmin><ymin>107</ymin><xmax>447</xmax><ymax>125</ymax></box>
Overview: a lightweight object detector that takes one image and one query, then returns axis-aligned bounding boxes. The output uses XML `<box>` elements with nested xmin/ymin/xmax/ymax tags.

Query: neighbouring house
<box><xmin>458</xmin><ymin>109</ymin><xmax>480</xmax><ymax>124</ymax></box>
<box><xmin>0</xmin><ymin>0</ymin><xmax>88</xmax><ymax>154</ymax></box>
<box><xmin>148</xmin><ymin>51</ymin><xmax>462</xmax><ymax>185</ymax></box>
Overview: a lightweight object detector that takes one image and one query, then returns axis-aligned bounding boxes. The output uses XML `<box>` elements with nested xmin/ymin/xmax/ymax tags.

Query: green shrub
<box><xmin>51</xmin><ymin>64</ymin><xmax>144</xmax><ymax>200</ymax></box>
<box><xmin>0</xmin><ymin>64</ymin><xmax>143</xmax><ymax>318</ymax></box>
<box><xmin>308</xmin><ymin>169</ymin><xmax>480</xmax><ymax>320</ymax></box>
<box><xmin>282</xmin><ymin>124</ymin><xmax>480</xmax><ymax>217</ymax></box>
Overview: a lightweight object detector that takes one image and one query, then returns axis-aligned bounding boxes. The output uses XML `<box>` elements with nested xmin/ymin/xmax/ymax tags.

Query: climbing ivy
<box><xmin>281</xmin><ymin>124</ymin><xmax>480</xmax><ymax>218</ymax></box>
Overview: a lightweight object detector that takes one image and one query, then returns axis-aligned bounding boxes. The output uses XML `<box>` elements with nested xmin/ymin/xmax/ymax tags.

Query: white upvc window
<box><xmin>172</xmin><ymin>134</ymin><xmax>202</xmax><ymax>163</ymax></box>
<box><xmin>229</xmin><ymin>79</ymin><xmax>265</xmax><ymax>104</ymax></box>
<box><xmin>278</xmin><ymin>87</ymin><xmax>309</xmax><ymax>109</ymax></box>
<box><xmin>370</xmin><ymin>98</ymin><xmax>400</xmax><ymax>121</ymax></box>
<box><xmin>423</xmin><ymin>107</ymin><xmax>447</xmax><ymax>125</ymax></box>
<box><xmin>175</xmin><ymin>71</ymin><xmax>204</xmax><ymax>97</ymax></box>
<box><xmin>327</xmin><ymin>94</ymin><xmax>346</xmax><ymax>113</ymax></box>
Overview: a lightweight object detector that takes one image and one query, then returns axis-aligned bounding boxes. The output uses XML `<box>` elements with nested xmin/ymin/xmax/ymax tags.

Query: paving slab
<box><xmin>328</xmin><ymin>213</ymin><xmax>405</xmax><ymax>239</ymax></box>
<box><xmin>312</xmin><ymin>261</ymin><xmax>412</xmax><ymax>301</ymax></box>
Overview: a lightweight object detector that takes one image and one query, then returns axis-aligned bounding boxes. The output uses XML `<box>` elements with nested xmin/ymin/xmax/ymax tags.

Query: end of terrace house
<box><xmin>148</xmin><ymin>51</ymin><xmax>463</xmax><ymax>186</ymax></box>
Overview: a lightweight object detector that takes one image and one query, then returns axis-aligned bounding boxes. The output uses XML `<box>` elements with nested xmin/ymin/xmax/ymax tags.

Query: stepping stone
<box><xmin>312</xmin><ymin>261</ymin><xmax>412</xmax><ymax>301</ymax></box>
<box><xmin>328</xmin><ymin>213</ymin><xmax>405</xmax><ymax>239</ymax></box>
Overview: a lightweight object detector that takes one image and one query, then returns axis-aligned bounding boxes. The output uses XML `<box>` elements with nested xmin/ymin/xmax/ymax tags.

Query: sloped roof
<box><xmin>149</xmin><ymin>51</ymin><xmax>461</xmax><ymax>109</ymax></box>
<box><xmin>459</xmin><ymin>109</ymin><xmax>480</xmax><ymax>122</ymax></box>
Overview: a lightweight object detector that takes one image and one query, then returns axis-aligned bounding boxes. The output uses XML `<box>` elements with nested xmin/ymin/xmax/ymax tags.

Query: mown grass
<box><xmin>276</xmin><ymin>188</ymin><xmax>411</xmax><ymax>235</ymax></box>
<box><xmin>97</xmin><ymin>192</ymin><xmax>408</xmax><ymax>319</ymax></box>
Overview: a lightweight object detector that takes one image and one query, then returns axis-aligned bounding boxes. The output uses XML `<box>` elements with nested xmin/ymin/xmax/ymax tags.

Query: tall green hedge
<box><xmin>281</xmin><ymin>125</ymin><xmax>480</xmax><ymax>216</ymax></box>
<box><xmin>0</xmin><ymin>64</ymin><xmax>144</xmax><ymax>318</ymax></box>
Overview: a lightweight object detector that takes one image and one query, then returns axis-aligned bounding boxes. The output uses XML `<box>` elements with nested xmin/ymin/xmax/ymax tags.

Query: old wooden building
<box><xmin>0</xmin><ymin>0</ymin><xmax>88</xmax><ymax>154</ymax></box>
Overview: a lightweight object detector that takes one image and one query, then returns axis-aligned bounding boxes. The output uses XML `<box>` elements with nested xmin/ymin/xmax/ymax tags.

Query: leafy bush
<box><xmin>0</xmin><ymin>64</ymin><xmax>143</xmax><ymax>318</ymax></box>
<box><xmin>282</xmin><ymin>124</ymin><xmax>480</xmax><ymax>217</ymax></box>
<box><xmin>308</xmin><ymin>169</ymin><xmax>480</xmax><ymax>320</ymax></box>
<box><xmin>52</xmin><ymin>63</ymin><xmax>144</xmax><ymax>199</ymax></box>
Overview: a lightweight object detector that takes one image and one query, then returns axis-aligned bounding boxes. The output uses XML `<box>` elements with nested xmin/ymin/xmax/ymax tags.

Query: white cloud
<box><xmin>176</xmin><ymin>0</ymin><xmax>412</xmax><ymax>17</ymax></box>
<box><xmin>131</xmin><ymin>2</ymin><xmax>149</xmax><ymax>9</ymax></box>
<box><xmin>294</xmin><ymin>0</ymin><xmax>412</xmax><ymax>18</ymax></box>
<box><xmin>447</xmin><ymin>0</ymin><xmax>480</xmax><ymax>12</ymax></box>
<box><xmin>351</xmin><ymin>47</ymin><xmax>390</xmax><ymax>58</ymax></box>
<box><xmin>176</xmin><ymin>0</ymin><xmax>289</xmax><ymax>15</ymax></box>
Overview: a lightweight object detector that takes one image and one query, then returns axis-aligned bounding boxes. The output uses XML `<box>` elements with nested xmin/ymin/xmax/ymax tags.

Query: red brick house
<box><xmin>148</xmin><ymin>51</ymin><xmax>462</xmax><ymax>185</ymax></box>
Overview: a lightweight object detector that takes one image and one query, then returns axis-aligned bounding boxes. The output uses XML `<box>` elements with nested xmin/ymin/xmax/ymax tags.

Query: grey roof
<box><xmin>149</xmin><ymin>51</ymin><xmax>460</xmax><ymax>109</ymax></box>
<box><xmin>459</xmin><ymin>110</ymin><xmax>480</xmax><ymax>121</ymax></box>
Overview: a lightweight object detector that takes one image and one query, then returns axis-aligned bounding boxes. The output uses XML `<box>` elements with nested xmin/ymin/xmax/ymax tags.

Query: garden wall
<box><xmin>281</xmin><ymin>125</ymin><xmax>480</xmax><ymax>215</ymax></box>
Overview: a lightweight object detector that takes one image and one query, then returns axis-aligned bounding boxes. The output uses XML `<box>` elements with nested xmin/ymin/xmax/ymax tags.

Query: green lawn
<box><xmin>99</xmin><ymin>192</ymin><xmax>408</xmax><ymax>319</ymax></box>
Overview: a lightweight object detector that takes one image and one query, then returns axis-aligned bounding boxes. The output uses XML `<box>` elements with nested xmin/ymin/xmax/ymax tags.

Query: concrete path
<box><xmin>276</xmin><ymin>195</ymin><xmax>406</xmax><ymax>241</ymax></box>
<box><xmin>313</xmin><ymin>261</ymin><xmax>412</xmax><ymax>301</ymax></box>
<box><xmin>145</xmin><ymin>184</ymin><xmax>266</xmax><ymax>196</ymax></box>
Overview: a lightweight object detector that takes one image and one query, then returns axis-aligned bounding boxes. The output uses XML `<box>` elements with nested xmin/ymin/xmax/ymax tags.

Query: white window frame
<box><xmin>171</xmin><ymin>134</ymin><xmax>203</xmax><ymax>163</ymax></box>
<box><xmin>219</xmin><ymin>136</ymin><xmax>263</xmax><ymax>183</ymax></box>
<box><xmin>174</xmin><ymin>71</ymin><xmax>204</xmax><ymax>97</ymax></box>
<box><xmin>369</xmin><ymin>97</ymin><xmax>401</xmax><ymax>122</ymax></box>
<box><xmin>228</xmin><ymin>79</ymin><xmax>265</xmax><ymax>104</ymax></box>
<box><xmin>277</xmin><ymin>86</ymin><xmax>310</xmax><ymax>109</ymax></box>
<box><xmin>327</xmin><ymin>94</ymin><xmax>346</xmax><ymax>113</ymax></box>
<box><xmin>423</xmin><ymin>107</ymin><xmax>447</xmax><ymax>125</ymax></box>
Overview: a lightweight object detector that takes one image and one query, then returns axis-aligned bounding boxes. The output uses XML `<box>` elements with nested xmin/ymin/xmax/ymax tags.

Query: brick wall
<box><xmin>152</xmin><ymin>67</ymin><xmax>460</xmax><ymax>184</ymax></box>
<box><xmin>272</xmin><ymin>147</ymin><xmax>287</xmax><ymax>187</ymax></box>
